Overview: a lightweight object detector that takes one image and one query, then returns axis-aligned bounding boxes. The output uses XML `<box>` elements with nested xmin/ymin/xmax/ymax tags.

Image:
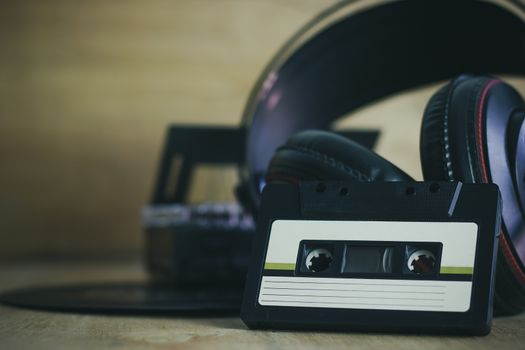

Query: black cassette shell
<box><xmin>241</xmin><ymin>181</ymin><xmax>501</xmax><ymax>335</ymax></box>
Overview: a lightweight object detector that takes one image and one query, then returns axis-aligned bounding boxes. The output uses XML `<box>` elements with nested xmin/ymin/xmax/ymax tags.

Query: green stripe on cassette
<box><xmin>440</xmin><ymin>266</ymin><xmax>474</xmax><ymax>275</ymax></box>
<box><xmin>264</xmin><ymin>263</ymin><xmax>296</xmax><ymax>270</ymax></box>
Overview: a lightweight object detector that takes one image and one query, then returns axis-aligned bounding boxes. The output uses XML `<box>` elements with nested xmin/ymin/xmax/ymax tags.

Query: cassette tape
<box><xmin>241</xmin><ymin>181</ymin><xmax>502</xmax><ymax>335</ymax></box>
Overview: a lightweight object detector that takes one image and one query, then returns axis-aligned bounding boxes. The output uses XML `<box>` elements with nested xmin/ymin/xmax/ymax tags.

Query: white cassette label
<box><xmin>260</xmin><ymin>220</ymin><xmax>478</xmax><ymax>312</ymax></box>
<box><xmin>258</xmin><ymin>276</ymin><xmax>472</xmax><ymax>312</ymax></box>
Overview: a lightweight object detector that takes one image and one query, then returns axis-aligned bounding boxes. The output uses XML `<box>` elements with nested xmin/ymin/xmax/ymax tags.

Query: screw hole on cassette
<box><xmin>316</xmin><ymin>182</ymin><xmax>326</xmax><ymax>193</ymax></box>
<box><xmin>405</xmin><ymin>187</ymin><xmax>416</xmax><ymax>195</ymax></box>
<box><xmin>339</xmin><ymin>187</ymin><xmax>349</xmax><ymax>196</ymax></box>
<box><xmin>429</xmin><ymin>183</ymin><xmax>440</xmax><ymax>193</ymax></box>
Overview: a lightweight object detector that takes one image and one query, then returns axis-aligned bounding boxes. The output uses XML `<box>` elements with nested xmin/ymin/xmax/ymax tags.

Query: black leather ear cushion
<box><xmin>419</xmin><ymin>81</ymin><xmax>454</xmax><ymax>180</ymax></box>
<box><xmin>420</xmin><ymin>75</ymin><xmax>525</xmax><ymax>315</ymax></box>
<box><xmin>266</xmin><ymin>130</ymin><xmax>414</xmax><ymax>184</ymax></box>
<box><xmin>420</xmin><ymin>75</ymin><xmax>495</xmax><ymax>182</ymax></box>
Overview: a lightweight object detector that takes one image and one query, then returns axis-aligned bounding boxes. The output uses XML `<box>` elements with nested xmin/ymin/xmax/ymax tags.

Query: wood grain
<box><xmin>0</xmin><ymin>261</ymin><xmax>524</xmax><ymax>350</ymax></box>
<box><xmin>0</xmin><ymin>0</ymin><xmax>334</xmax><ymax>258</ymax></box>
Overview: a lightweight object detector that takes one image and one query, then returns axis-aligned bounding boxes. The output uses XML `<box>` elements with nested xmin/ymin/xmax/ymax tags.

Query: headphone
<box><xmin>238</xmin><ymin>1</ymin><xmax>525</xmax><ymax>315</ymax></box>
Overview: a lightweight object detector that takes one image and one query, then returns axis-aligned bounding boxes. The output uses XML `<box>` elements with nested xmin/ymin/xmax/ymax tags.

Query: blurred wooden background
<box><xmin>1</xmin><ymin>0</ymin><xmax>523</xmax><ymax>260</ymax></box>
<box><xmin>0</xmin><ymin>0</ymin><xmax>336</xmax><ymax>259</ymax></box>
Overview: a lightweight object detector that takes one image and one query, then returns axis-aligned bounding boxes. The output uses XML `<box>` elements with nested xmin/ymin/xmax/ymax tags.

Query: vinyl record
<box><xmin>0</xmin><ymin>283</ymin><xmax>242</xmax><ymax>315</ymax></box>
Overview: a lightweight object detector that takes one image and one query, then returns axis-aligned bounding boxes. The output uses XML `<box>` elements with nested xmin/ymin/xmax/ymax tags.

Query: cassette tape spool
<box><xmin>241</xmin><ymin>181</ymin><xmax>502</xmax><ymax>335</ymax></box>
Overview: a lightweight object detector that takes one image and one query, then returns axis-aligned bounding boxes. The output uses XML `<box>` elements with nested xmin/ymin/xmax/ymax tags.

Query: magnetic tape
<box><xmin>241</xmin><ymin>181</ymin><xmax>502</xmax><ymax>335</ymax></box>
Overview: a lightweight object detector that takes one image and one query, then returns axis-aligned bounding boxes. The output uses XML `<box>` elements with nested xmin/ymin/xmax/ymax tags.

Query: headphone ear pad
<box><xmin>421</xmin><ymin>75</ymin><xmax>511</xmax><ymax>183</ymax></box>
<box><xmin>419</xmin><ymin>82</ymin><xmax>454</xmax><ymax>180</ymax></box>
<box><xmin>420</xmin><ymin>75</ymin><xmax>525</xmax><ymax>315</ymax></box>
<box><xmin>266</xmin><ymin>130</ymin><xmax>413</xmax><ymax>184</ymax></box>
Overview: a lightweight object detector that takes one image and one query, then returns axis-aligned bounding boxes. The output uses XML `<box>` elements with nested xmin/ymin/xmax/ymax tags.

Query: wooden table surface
<box><xmin>1</xmin><ymin>260</ymin><xmax>524</xmax><ymax>350</ymax></box>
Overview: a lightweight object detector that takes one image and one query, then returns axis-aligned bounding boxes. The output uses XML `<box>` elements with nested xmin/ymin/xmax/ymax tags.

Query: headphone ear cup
<box><xmin>420</xmin><ymin>76</ymin><xmax>490</xmax><ymax>183</ymax></box>
<box><xmin>420</xmin><ymin>75</ymin><xmax>525</xmax><ymax>315</ymax></box>
<box><xmin>419</xmin><ymin>82</ymin><xmax>454</xmax><ymax>181</ymax></box>
<box><xmin>266</xmin><ymin>130</ymin><xmax>414</xmax><ymax>184</ymax></box>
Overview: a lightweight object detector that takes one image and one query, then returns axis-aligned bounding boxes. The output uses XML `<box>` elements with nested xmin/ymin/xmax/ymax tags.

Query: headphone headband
<box><xmin>241</xmin><ymin>0</ymin><xmax>525</xmax><ymax>202</ymax></box>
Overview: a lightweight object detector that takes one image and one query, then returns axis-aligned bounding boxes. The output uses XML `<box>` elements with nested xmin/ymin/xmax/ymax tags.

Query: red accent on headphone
<box><xmin>476</xmin><ymin>79</ymin><xmax>525</xmax><ymax>286</ymax></box>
